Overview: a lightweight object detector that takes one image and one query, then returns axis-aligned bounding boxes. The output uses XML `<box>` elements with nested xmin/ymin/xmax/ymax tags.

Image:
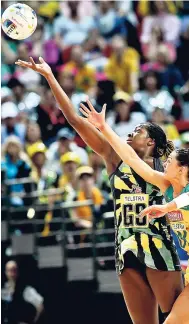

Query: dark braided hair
<box><xmin>142</xmin><ymin>122</ymin><xmax>174</xmax><ymax>158</ymax></box>
<box><xmin>175</xmin><ymin>148</ymin><xmax>189</xmax><ymax>181</ymax></box>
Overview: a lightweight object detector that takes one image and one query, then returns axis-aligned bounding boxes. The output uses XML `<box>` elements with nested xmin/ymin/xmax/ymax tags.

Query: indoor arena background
<box><xmin>1</xmin><ymin>1</ymin><xmax>189</xmax><ymax>323</ymax></box>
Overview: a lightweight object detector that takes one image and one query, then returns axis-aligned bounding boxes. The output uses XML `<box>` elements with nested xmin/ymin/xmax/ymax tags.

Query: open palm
<box><xmin>15</xmin><ymin>57</ymin><xmax>52</xmax><ymax>78</ymax></box>
<box><xmin>140</xmin><ymin>205</ymin><xmax>167</xmax><ymax>219</ymax></box>
<box><xmin>80</xmin><ymin>100</ymin><xmax>106</xmax><ymax>130</ymax></box>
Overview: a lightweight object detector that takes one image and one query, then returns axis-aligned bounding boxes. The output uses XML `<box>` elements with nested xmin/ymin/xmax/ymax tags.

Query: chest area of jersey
<box><xmin>112</xmin><ymin>163</ymin><xmax>162</xmax><ymax>229</ymax></box>
<box><xmin>168</xmin><ymin>209</ymin><xmax>189</xmax><ymax>231</ymax></box>
<box><xmin>168</xmin><ymin>209</ymin><xmax>189</xmax><ymax>252</ymax></box>
<box><xmin>112</xmin><ymin>163</ymin><xmax>162</xmax><ymax>199</ymax></box>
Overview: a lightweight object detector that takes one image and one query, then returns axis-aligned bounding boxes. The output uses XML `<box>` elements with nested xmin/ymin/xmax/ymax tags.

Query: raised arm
<box><xmin>15</xmin><ymin>57</ymin><xmax>113</xmax><ymax>160</ymax></box>
<box><xmin>80</xmin><ymin>101</ymin><xmax>168</xmax><ymax>192</ymax></box>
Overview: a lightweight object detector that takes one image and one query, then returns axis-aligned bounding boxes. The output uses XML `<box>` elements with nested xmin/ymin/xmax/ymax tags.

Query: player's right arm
<box><xmin>15</xmin><ymin>57</ymin><xmax>114</xmax><ymax>161</ymax></box>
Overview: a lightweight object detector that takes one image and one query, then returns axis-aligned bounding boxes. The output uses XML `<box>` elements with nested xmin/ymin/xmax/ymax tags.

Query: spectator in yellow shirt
<box><xmin>58</xmin><ymin>151</ymin><xmax>81</xmax><ymax>192</ymax></box>
<box><xmin>72</xmin><ymin>166</ymin><xmax>104</xmax><ymax>228</ymax></box>
<box><xmin>137</xmin><ymin>0</ymin><xmax>180</xmax><ymax>17</ymax></box>
<box><xmin>59</xmin><ymin>45</ymin><xmax>96</xmax><ymax>92</ymax></box>
<box><xmin>105</xmin><ymin>35</ymin><xmax>139</xmax><ymax>94</ymax></box>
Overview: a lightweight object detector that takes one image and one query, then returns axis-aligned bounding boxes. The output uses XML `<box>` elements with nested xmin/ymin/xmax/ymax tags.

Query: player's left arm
<box><xmin>140</xmin><ymin>192</ymin><xmax>189</xmax><ymax>219</ymax></box>
<box><xmin>79</xmin><ymin>100</ymin><xmax>169</xmax><ymax>192</ymax></box>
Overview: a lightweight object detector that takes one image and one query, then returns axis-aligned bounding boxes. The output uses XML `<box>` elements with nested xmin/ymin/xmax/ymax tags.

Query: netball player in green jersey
<box><xmin>79</xmin><ymin>101</ymin><xmax>189</xmax><ymax>323</ymax></box>
<box><xmin>15</xmin><ymin>57</ymin><xmax>183</xmax><ymax>324</ymax></box>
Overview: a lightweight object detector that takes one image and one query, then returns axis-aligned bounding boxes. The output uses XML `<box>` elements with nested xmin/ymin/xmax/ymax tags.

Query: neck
<box><xmin>147</xmin><ymin>89</ymin><xmax>157</xmax><ymax>94</ymax></box>
<box><xmin>68</xmin><ymin>173</ymin><xmax>75</xmax><ymax>181</ymax></box>
<box><xmin>115</xmin><ymin>51</ymin><xmax>124</xmax><ymax>61</ymax></box>
<box><xmin>83</xmin><ymin>187</ymin><xmax>93</xmax><ymax>197</ymax></box>
<box><xmin>169</xmin><ymin>177</ymin><xmax>188</xmax><ymax>195</ymax></box>
<box><xmin>119</xmin><ymin>114</ymin><xmax>129</xmax><ymax>122</ymax></box>
<box><xmin>138</xmin><ymin>151</ymin><xmax>154</xmax><ymax>168</ymax></box>
<box><xmin>69</xmin><ymin>175</ymin><xmax>77</xmax><ymax>189</ymax></box>
<box><xmin>8</xmin><ymin>279</ymin><xmax>15</xmax><ymax>286</ymax></box>
<box><xmin>29</xmin><ymin>139</ymin><xmax>38</xmax><ymax>144</ymax></box>
<box><xmin>10</xmin><ymin>155</ymin><xmax>19</xmax><ymax>163</ymax></box>
<box><xmin>137</xmin><ymin>149</ymin><xmax>152</xmax><ymax>161</ymax></box>
<box><xmin>36</xmin><ymin>166</ymin><xmax>42</xmax><ymax>176</ymax></box>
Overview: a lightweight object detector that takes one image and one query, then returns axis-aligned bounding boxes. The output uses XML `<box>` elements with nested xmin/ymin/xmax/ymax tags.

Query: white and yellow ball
<box><xmin>2</xmin><ymin>3</ymin><xmax>37</xmax><ymax>40</ymax></box>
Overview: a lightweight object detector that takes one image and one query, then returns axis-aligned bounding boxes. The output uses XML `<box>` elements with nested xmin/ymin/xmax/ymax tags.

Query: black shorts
<box><xmin>123</xmin><ymin>251</ymin><xmax>147</xmax><ymax>281</ymax></box>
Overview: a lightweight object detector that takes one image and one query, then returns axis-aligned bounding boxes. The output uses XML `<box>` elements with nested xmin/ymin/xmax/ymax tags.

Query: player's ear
<box><xmin>147</xmin><ymin>138</ymin><xmax>155</xmax><ymax>147</ymax></box>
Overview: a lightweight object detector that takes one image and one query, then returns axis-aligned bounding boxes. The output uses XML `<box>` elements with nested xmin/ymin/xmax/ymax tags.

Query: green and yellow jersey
<box><xmin>165</xmin><ymin>184</ymin><xmax>189</xmax><ymax>284</ymax></box>
<box><xmin>109</xmin><ymin>160</ymin><xmax>181</xmax><ymax>274</ymax></box>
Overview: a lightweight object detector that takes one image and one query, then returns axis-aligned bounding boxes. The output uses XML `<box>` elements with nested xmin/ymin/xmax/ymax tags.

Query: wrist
<box><xmin>98</xmin><ymin>121</ymin><xmax>107</xmax><ymax>132</ymax></box>
<box><xmin>174</xmin><ymin>193</ymin><xmax>189</xmax><ymax>209</ymax></box>
<box><xmin>45</xmin><ymin>70</ymin><xmax>53</xmax><ymax>80</ymax></box>
<box><xmin>166</xmin><ymin>200</ymin><xmax>177</xmax><ymax>213</ymax></box>
<box><xmin>165</xmin><ymin>203</ymin><xmax>172</xmax><ymax>213</ymax></box>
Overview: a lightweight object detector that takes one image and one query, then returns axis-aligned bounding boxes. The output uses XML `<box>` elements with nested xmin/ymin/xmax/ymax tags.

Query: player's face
<box><xmin>164</xmin><ymin>151</ymin><xmax>182</xmax><ymax>180</ymax></box>
<box><xmin>126</xmin><ymin>125</ymin><xmax>152</xmax><ymax>154</ymax></box>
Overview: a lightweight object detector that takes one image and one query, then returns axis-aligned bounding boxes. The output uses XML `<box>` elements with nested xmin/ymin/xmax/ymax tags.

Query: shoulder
<box><xmin>123</xmin><ymin>49</ymin><xmax>139</xmax><ymax>64</ymax></box>
<box><xmin>168</xmin><ymin>14</ymin><xmax>180</xmax><ymax>22</ymax></box>
<box><xmin>142</xmin><ymin>15</ymin><xmax>155</xmax><ymax>25</ymax></box>
<box><xmin>159</xmin><ymin>89</ymin><xmax>173</xmax><ymax>97</ymax></box>
<box><xmin>126</xmin><ymin>47</ymin><xmax>139</xmax><ymax>57</ymax></box>
<box><xmin>133</xmin><ymin>91</ymin><xmax>145</xmax><ymax>101</ymax></box>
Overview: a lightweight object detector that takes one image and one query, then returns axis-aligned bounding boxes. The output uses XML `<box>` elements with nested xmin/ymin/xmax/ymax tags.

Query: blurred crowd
<box><xmin>1</xmin><ymin>1</ymin><xmax>189</xmax><ymax>239</ymax></box>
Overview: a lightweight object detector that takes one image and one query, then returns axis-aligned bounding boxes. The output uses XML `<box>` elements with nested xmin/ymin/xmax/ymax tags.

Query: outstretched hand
<box><xmin>80</xmin><ymin>100</ymin><xmax>107</xmax><ymax>130</ymax></box>
<box><xmin>15</xmin><ymin>57</ymin><xmax>52</xmax><ymax>78</ymax></box>
<box><xmin>139</xmin><ymin>205</ymin><xmax>168</xmax><ymax>219</ymax></box>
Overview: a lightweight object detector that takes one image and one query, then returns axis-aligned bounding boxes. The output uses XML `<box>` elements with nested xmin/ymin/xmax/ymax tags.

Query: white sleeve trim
<box><xmin>174</xmin><ymin>193</ymin><xmax>189</xmax><ymax>209</ymax></box>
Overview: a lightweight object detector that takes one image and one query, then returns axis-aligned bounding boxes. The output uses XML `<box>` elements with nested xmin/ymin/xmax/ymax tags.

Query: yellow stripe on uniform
<box><xmin>152</xmin><ymin>237</ymin><xmax>163</xmax><ymax>249</ymax></box>
<box><xmin>114</xmin><ymin>176</ymin><xmax>130</xmax><ymax>191</ymax></box>
<box><xmin>140</xmin><ymin>233</ymin><xmax>151</xmax><ymax>253</ymax></box>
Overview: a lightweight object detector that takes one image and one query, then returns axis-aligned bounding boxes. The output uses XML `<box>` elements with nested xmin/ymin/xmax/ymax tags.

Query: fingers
<box><xmin>79</xmin><ymin>108</ymin><xmax>89</xmax><ymax>118</ymax></box>
<box><xmin>139</xmin><ymin>207</ymin><xmax>152</xmax><ymax>217</ymax></box>
<box><xmin>102</xmin><ymin>104</ymin><xmax>107</xmax><ymax>114</ymax></box>
<box><xmin>80</xmin><ymin>103</ymin><xmax>91</xmax><ymax>114</ymax></box>
<box><xmin>86</xmin><ymin>99</ymin><xmax>95</xmax><ymax>112</ymax></box>
<box><xmin>15</xmin><ymin>60</ymin><xmax>32</xmax><ymax>67</ymax></box>
<box><xmin>29</xmin><ymin>57</ymin><xmax>36</xmax><ymax>66</ymax></box>
<box><xmin>39</xmin><ymin>56</ymin><xmax>45</xmax><ymax>63</ymax></box>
